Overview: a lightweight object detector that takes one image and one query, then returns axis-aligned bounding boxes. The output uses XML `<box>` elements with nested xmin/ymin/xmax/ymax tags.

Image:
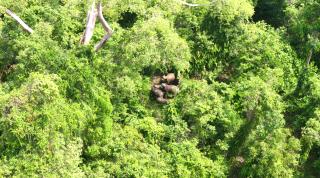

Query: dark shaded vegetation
<box><xmin>118</xmin><ymin>11</ymin><xmax>138</xmax><ymax>29</ymax></box>
<box><xmin>253</xmin><ymin>0</ymin><xmax>287</xmax><ymax>28</ymax></box>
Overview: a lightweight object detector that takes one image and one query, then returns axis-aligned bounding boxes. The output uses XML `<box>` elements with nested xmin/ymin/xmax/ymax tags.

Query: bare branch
<box><xmin>94</xmin><ymin>1</ymin><xmax>113</xmax><ymax>51</ymax></box>
<box><xmin>97</xmin><ymin>2</ymin><xmax>113</xmax><ymax>34</ymax></box>
<box><xmin>94</xmin><ymin>33</ymin><xmax>112</xmax><ymax>51</ymax></box>
<box><xmin>5</xmin><ymin>9</ymin><xmax>33</xmax><ymax>33</ymax></box>
<box><xmin>177</xmin><ymin>0</ymin><xmax>213</xmax><ymax>7</ymax></box>
<box><xmin>80</xmin><ymin>1</ymin><xmax>98</xmax><ymax>45</ymax></box>
<box><xmin>306</xmin><ymin>49</ymin><xmax>313</xmax><ymax>67</ymax></box>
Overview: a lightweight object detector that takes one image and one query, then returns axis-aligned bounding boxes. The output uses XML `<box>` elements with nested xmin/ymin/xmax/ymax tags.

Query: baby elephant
<box><xmin>161</xmin><ymin>83</ymin><xmax>179</xmax><ymax>95</ymax></box>
<box><xmin>156</xmin><ymin>97</ymin><xmax>168</xmax><ymax>104</ymax></box>
<box><xmin>162</xmin><ymin>73</ymin><xmax>180</xmax><ymax>85</ymax></box>
<box><xmin>162</xmin><ymin>73</ymin><xmax>175</xmax><ymax>83</ymax></box>
<box><xmin>152</xmin><ymin>86</ymin><xmax>164</xmax><ymax>98</ymax></box>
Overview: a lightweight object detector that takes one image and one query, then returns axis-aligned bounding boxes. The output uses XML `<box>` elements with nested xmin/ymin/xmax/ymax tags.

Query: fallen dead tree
<box><xmin>80</xmin><ymin>2</ymin><xmax>97</xmax><ymax>45</ymax></box>
<box><xmin>177</xmin><ymin>0</ymin><xmax>214</xmax><ymax>7</ymax></box>
<box><xmin>94</xmin><ymin>2</ymin><xmax>113</xmax><ymax>51</ymax></box>
<box><xmin>80</xmin><ymin>1</ymin><xmax>113</xmax><ymax>51</ymax></box>
<box><xmin>0</xmin><ymin>6</ymin><xmax>33</xmax><ymax>33</ymax></box>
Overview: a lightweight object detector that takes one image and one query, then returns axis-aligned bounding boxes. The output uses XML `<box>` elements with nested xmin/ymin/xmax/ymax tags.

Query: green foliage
<box><xmin>165</xmin><ymin>140</ymin><xmax>227</xmax><ymax>178</ymax></box>
<box><xmin>0</xmin><ymin>0</ymin><xmax>319</xmax><ymax>177</ymax></box>
<box><xmin>286</xmin><ymin>0</ymin><xmax>320</xmax><ymax>61</ymax></box>
<box><xmin>209</xmin><ymin>0</ymin><xmax>254</xmax><ymax>24</ymax></box>
<box><xmin>83</xmin><ymin>124</ymin><xmax>168</xmax><ymax>177</ymax></box>
<box><xmin>0</xmin><ymin>73</ymin><xmax>87</xmax><ymax>177</ymax></box>
<box><xmin>118</xmin><ymin>16</ymin><xmax>191</xmax><ymax>73</ymax></box>
<box><xmin>104</xmin><ymin>0</ymin><xmax>183</xmax><ymax>21</ymax></box>
<box><xmin>233</xmin><ymin>76</ymin><xmax>301</xmax><ymax>177</ymax></box>
<box><xmin>225</xmin><ymin>23</ymin><xmax>299</xmax><ymax>90</ymax></box>
<box><xmin>302</xmin><ymin>110</ymin><xmax>320</xmax><ymax>149</ymax></box>
<box><xmin>168</xmin><ymin>80</ymin><xmax>242</xmax><ymax>157</ymax></box>
<box><xmin>241</xmin><ymin>128</ymin><xmax>300</xmax><ymax>178</ymax></box>
<box><xmin>175</xmin><ymin>5</ymin><xmax>220</xmax><ymax>79</ymax></box>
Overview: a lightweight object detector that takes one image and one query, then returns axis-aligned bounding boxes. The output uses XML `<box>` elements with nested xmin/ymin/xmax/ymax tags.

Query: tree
<box><xmin>233</xmin><ymin>76</ymin><xmax>301</xmax><ymax>178</ymax></box>
<box><xmin>117</xmin><ymin>16</ymin><xmax>191</xmax><ymax>74</ymax></box>
<box><xmin>253</xmin><ymin>0</ymin><xmax>288</xmax><ymax>28</ymax></box>
<box><xmin>241</xmin><ymin>128</ymin><xmax>300</xmax><ymax>178</ymax></box>
<box><xmin>0</xmin><ymin>73</ymin><xmax>87</xmax><ymax>177</ymax></box>
<box><xmin>0</xmin><ymin>0</ymin><xmax>319</xmax><ymax>177</ymax></box>
<box><xmin>286</xmin><ymin>0</ymin><xmax>320</xmax><ymax>65</ymax></box>
<box><xmin>166</xmin><ymin>80</ymin><xmax>242</xmax><ymax>159</ymax></box>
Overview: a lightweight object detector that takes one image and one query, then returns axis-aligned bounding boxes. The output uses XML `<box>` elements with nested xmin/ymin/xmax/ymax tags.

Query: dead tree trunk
<box><xmin>5</xmin><ymin>9</ymin><xmax>33</xmax><ymax>33</ymax></box>
<box><xmin>94</xmin><ymin>1</ymin><xmax>113</xmax><ymax>51</ymax></box>
<box><xmin>80</xmin><ymin>1</ymin><xmax>113</xmax><ymax>51</ymax></box>
<box><xmin>177</xmin><ymin>0</ymin><xmax>213</xmax><ymax>7</ymax></box>
<box><xmin>94</xmin><ymin>33</ymin><xmax>112</xmax><ymax>51</ymax></box>
<box><xmin>80</xmin><ymin>1</ymin><xmax>97</xmax><ymax>45</ymax></box>
<box><xmin>306</xmin><ymin>49</ymin><xmax>313</xmax><ymax>67</ymax></box>
<box><xmin>97</xmin><ymin>2</ymin><xmax>112</xmax><ymax>34</ymax></box>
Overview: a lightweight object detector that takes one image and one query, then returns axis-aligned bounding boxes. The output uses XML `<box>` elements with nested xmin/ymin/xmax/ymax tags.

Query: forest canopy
<box><xmin>0</xmin><ymin>0</ymin><xmax>319</xmax><ymax>177</ymax></box>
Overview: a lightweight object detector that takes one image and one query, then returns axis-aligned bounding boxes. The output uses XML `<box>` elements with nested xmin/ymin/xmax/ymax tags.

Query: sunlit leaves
<box><xmin>119</xmin><ymin>16</ymin><xmax>191</xmax><ymax>73</ymax></box>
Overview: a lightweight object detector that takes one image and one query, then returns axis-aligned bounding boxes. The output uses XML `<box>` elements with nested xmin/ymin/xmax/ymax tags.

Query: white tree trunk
<box><xmin>95</xmin><ymin>1</ymin><xmax>113</xmax><ymax>51</ymax></box>
<box><xmin>306</xmin><ymin>49</ymin><xmax>313</xmax><ymax>66</ymax></box>
<box><xmin>177</xmin><ymin>0</ymin><xmax>212</xmax><ymax>7</ymax></box>
<box><xmin>80</xmin><ymin>1</ymin><xmax>97</xmax><ymax>45</ymax></box>
<box><xmin>97</xmin><ymin>2</ymin><xmax>113</xmax><ymax>34</ymax></box>
<box><xmin>5</xmin><ymin>9</ymin><xmax>33</xmax><ymax>33</ymax></box>
<box><xmin>94</xmin><ymin>33</ymin><xmax>112</xmax><ymax>51</ymax></box>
